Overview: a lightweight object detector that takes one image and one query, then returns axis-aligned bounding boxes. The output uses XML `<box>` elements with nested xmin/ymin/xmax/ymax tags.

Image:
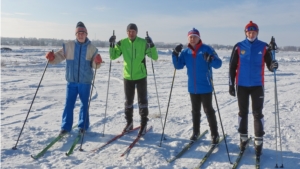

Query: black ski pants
<box><xmin>124</xmin><ymin>77</ymin><xmax>148</xmax><ymax>125</ymax></box>
<box><xmin>190</xmin><ymin>93</ymin><xmax>218</xmax><ymax>137</ymax></box>
<box><xmin>237</xmin><ymin>86</ymin><xmax>265</xmax><ymax>137</ymax></box>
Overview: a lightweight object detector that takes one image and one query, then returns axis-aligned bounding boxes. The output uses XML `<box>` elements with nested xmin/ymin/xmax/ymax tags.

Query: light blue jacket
<box><xmin>51</xmin><ymin>38</ymin><xmax>99</xmax><ymax>84</ymax></box>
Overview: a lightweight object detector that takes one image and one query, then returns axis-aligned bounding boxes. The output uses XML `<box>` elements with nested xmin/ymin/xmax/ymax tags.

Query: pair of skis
<box><xmin>31</xmin><ymin>131</ymin><xmax>82</xmax><ymax>159</ymax></box>
<box><xmin>232</xmin><ymin>137</ymin><xmax>261</xmax><ymax>169</ymax></box>
<box><xmin>167</xmin><ymin>130</ymin><xmax>226</xmax><ymax>169</ymax></box>
<box><xmin>92</xmin><ymin>126</ymin><xmax>152</xmax><ymax>157</ymax></box>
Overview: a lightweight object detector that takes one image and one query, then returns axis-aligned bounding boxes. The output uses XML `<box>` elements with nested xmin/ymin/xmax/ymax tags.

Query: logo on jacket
<box><xmin>258</xmin><ymin>51</ymin><xmax>262</xmax><ymax>54</ymax></box>
<box><xmin>241</xmin><ymin>50</ymin><xmax>245</xmax><ymax>55</ymax></box>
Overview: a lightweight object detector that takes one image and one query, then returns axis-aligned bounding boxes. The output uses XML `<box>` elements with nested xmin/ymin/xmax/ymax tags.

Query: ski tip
<box><xmin>30</xmin><ymin>155</ymin><xmax>37</xmax><ymax>160</ymax></box>
<box><xmin>65</xmin><ymin>153</ymin><xmax>70</xmax><ymax>156</ymax></box>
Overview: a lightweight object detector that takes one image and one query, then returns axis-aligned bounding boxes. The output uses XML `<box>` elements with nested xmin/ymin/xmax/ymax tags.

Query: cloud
<box><xmin>15</xmin><ymin>12</ymin><xmax>31</xmax><ymax>16</ymax></box>
<box><xmin>1</xmin><ymin>17</ymin><xmax>74</xmax><ymax>39</ymax></box>
<box><xmin>1</xmin><ymin>1</ymin><xmax>300</xmax><ymax>46</ymax></box>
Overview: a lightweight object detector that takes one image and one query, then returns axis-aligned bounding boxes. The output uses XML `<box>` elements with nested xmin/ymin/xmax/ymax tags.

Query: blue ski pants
<box><xmin>61</xmin><ymin>82</ymin><xmax>91</xmax><ymax>131</ymax></box>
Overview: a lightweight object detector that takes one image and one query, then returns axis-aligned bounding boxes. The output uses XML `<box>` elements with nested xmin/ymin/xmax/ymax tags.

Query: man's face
<box><xmin>188</xmin><ymin>35</ymin><xmax>200</xmax><ymax>46</ymax></box>
<box><xmin>76</xmin><ymin>32</ymin><xmax>87</xmax><ymax>43</ymax></box>
<box><xmin>246</xmin><ymin>31</ymin><xmax>258</xmax><ymax>40</ymax></box>
<box><xmin>127</xmin><ymin>29</ymin><xmax>137</xmax><ymax>40</ymax></box>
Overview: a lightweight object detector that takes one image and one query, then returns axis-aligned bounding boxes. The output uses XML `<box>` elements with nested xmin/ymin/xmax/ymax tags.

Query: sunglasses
<box><xmin>245</xmin><ymin>26</ymin><xmax>258</xmax><ymax>32</ymax></box>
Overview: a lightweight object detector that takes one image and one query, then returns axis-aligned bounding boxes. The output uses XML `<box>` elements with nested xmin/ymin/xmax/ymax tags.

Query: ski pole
<box><xmin>159</xmin><ymin>69</ymin><xmax>176</xmax><ymax>147</ymax></box>
<box><xmin>207</xmin><ymin>62</ymin><xmax>232</xmax><ymax>164</ymax></box>
<box><xmin>159</xmin><ymin>45</ymin><xmax>182</xmax><ymax>147</ymax></box>
<box><xmin>79</xmin><ymin>63</ymin><xmax>98</xmax><ymax>151</ymax></box>
<box><xmin>12</xmin><ymin>53</ymin><xmax>51</xmax><ymax>150</ymax></box>
<box><xmin>102</xmin><ymin>30</ymin><xmax>114</xmax><ymax>137</ymax></box>
<box><xmin>269</xmin><ymin>36</ymin><xmax>284</xmax><ymax>168</ymax></box>
<box><xmin>146</xmin><ymin>31</ymin><xmax>164</xmax><ymax>130</ymax></box>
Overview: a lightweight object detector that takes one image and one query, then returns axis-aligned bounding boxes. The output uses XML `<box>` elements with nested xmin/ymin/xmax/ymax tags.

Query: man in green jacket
<box><xmin>109</xmin><ymin>23</ymin><xmax>158</xmax><ymax>136</ymax></box>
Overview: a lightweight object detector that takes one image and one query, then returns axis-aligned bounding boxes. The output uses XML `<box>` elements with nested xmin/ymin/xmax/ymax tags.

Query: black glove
<box><xmin>173</xmin><ymin>44</ymin><xmax>183</xmax><ymax>57</ymax></box>
<box><xmin>145</xmin><ymin>36</ymin><xmax>154</xmax><ymax>47</ymax></box>
<box><xmin>229</xmin><ymin>85</ymin><xmax>236</xmax><ymax>97</ymax></box>
<box><xmin>109</xmin><ymin>35</ymin><xmax>116</xmax><ymax>47</ymax></box>
<box><xmin>270</xmin><ymin>60</ymin><xmax>278</xmax><ymax>71</ymax></box>
<box><xmin>203</xmin><ymin>52</ymin><xmax>214</xmax><ymax>62</ymax></box>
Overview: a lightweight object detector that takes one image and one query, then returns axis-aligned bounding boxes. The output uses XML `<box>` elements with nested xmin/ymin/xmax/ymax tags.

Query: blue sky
<box><xmin>1</xmin><ymin>0</ymin><xmax>300</xmax><ymax>46</ymax></box>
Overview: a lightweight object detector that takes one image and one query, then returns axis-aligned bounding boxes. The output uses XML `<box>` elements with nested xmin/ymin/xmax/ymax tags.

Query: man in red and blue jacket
<box><xmin>172</xmin><ymin>28</ymin><xmax>222</xmax><ymax>144</ymax></box>
<box><xmin>229</xmin><ymin>21</ymin><xmax>278</xmax><ymax>156</ymax></box>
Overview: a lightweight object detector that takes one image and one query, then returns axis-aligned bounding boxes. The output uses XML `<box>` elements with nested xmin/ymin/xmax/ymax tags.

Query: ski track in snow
<box><xmin>1</xmin><ymin>46</ymin><xmax>300</xmax><ymax>169</ymax></box>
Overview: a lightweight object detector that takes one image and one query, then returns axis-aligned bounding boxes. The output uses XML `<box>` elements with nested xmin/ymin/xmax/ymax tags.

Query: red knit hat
<box><xmin>245</xmin><ymin>21</ymin><xmax>259</xmax><ymax>32</ymax></box>
<box><xmin>188</xmin><ymin>28</ymin><xmax>200</xmax><ymax>38</ymax></box>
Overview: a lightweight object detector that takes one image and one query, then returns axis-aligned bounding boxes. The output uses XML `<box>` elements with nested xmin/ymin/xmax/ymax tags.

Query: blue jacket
<box><xmin>229</xmin><ymin>38</ymin><xmax>272</xmax><ymax>87</ymax></box>
<box><xmin>172</xmin><ymin>42</ymin><xmax>222</xmax><ymax>94</ymax></box>
<box><xmin>50</xmin><ymin>38</ymin><xmax>99</xmax><ymax>84</ymax></box>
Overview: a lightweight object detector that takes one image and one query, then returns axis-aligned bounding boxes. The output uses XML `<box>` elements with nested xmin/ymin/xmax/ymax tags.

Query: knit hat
<box><xmin>245</xmin><ymin>21</ymin><xmax>259</xmax><ymax>32</ymax></box>
<box><xmin>188</xmin><ymin>28</ymin><xmax>200</xmax><ymax>38</ymax></box>
<box><xmin>127</xmin><ymin>23</ymin><xmax>138</xmax><ymax>32</ymax></box>
<box><xmin>75</xmin><ymin>21</ymin><xmax>87</xmax><ymax>34</ymax></box>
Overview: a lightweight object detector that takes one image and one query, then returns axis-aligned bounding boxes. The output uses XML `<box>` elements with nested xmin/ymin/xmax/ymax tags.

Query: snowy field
<box><xmin>1</xmin><ymin>46</ymin><xmax>300</xmax><ymax>169</ymax></box>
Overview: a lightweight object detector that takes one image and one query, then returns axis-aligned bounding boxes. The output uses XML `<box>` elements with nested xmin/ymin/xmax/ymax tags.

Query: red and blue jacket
<box><xmin>172</xmin><ymin>41</ymin><xmax>222</xmax><ymax>94</ymax></box>
<box><xmin>229</xmin><ymin>38</ymin><xmax>273</xmax><ymax>87</ymax></box>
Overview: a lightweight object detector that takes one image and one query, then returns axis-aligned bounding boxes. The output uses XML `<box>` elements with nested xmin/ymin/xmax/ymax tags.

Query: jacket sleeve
<box><xmin>146</xmin><ymin>46</ymin><xmax>158</xmax><ymax>60</ymax></box>
<box><xmin>209</xmin><ymin>48</ymin><xmax>222</xmax><ymax>69</ymax></box>
<box><xmin>229</xmin><ymin>44</ymin><xmax>239</xmax><ymax>86</ymax></box>
<box><xmin>109</xmin><ymin>41</ymin><xmax>122</xmax><ymax>60</ymax></box>
<box><xmin>172</xmin><ymin>51</ymin><xmax>185</xmax><ymax>69</ymax></box>
<box><xmin>264</xmin><ymin>45</ymin><xmax>274</xmax><ymax>72</ymax></box>
<box><xmin>49</xmin><ymin>48</ymin><xmax>66</xmax><ymax>64</ymax></box>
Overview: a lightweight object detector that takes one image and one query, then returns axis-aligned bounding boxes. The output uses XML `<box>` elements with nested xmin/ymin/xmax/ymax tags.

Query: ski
<box><xmin>255</xmin><ymin>155</ymin><xmax>260</xmax><ymax>169</ymax></box>
<box><xmin>30</xmin><ymin>126</ymin><xmax>77</xmax><ymax>160</ymax></box>
<box><xmin>31</xmin><ymin>133</ymin><xmax>66</xmax><ymax>159</ymax></box>
<box><xmin>167</xmin><ymin>130</ymin><xmax>208</xmax><ymax>163</ymax></box>
<box><xmin>91</xmin><ymin>126</ymin><xmax>141</xmax><ymax>153</ymax></box>
<box><xmin>65</xmin><ymin>133</ymin><xmax>82</xmax><ymax>156</ymax></box>
<box><xmin>232</xmin><ymin>138</ymin><xmax>252</xmax><ymax>169</ymax></box>
<box><xmin>194</xmin><ymin>134</ymin><xmax>227</xmax><ymax>169</ymax></box>
<box><xmin>120</xmin><ymin>126</ymin><xmax>152</xmax><ymax>157</ymax></box>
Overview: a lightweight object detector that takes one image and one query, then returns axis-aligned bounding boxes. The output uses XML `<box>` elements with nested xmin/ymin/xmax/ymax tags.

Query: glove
<box><xmin>94</xmin><ymin>54</ymin><xmax>102</xmax><ymax>64</ymax></box>
<box><xmin>45</xmin><ymin>51</ymin><xmax>55</xmax><ymax>61</ymax></box>
<box><xmin>109</xmin><ymin>35</ymin><xmax>116</xmax><ymax>47</ymax></box>
<box><xmin>270</xmin><ymin>60</ymin><xmax>278</xmax><ymax>70</ymax></box>
<box><xmin>203</xmin><ymin>52</ymin><xmax>214</xmax><ymax>62</ymax></box>
<box><xmin>173</xmin><ymin>44</ymin><xmax>183</xmax><ymax>57</ymax></box>
<box><xmin>229</xmin><ymin>85</ymin><xmax>236</xmax><ymax>97</ymax></box>
<box><xmin>145</xmin><ymin>36</ymin><xmax>154</xmax><ymax>47</ymax></box>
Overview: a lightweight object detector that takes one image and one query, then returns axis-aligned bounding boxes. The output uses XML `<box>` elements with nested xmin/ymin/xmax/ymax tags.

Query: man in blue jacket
<box><xmin>229</xmin><ymin>21</ymin><xmax>278</xmax><ymax>156</ymax></box>
<box><xmin>172</xmin><ymin>28</ymin><xmax>222</xmax><ymax>144</ymax></box>
<box><xmin>45</xmin><ymin>21</ymin><xmax>102</xmax><ymax>135</ymax></box>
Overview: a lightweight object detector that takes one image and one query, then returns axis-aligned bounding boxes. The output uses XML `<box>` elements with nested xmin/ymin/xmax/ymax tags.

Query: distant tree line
<box><xmin>1</xmin><ymin>37</ymin><xmax>299</xmax><ymax>51</ymax></box>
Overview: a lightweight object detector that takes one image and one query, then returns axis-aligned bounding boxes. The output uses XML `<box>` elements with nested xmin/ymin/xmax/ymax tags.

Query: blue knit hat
<box><xmin>188</xmin><ymin>28</ymin><xmax>200</xmax><ymax>38</ymax></box>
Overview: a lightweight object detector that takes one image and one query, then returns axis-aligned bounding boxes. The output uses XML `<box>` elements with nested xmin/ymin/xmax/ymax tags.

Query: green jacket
<box><xmin>109</xmin><ymin>36</ymin><xmax>158</xmax><ymax>80</ymax></box>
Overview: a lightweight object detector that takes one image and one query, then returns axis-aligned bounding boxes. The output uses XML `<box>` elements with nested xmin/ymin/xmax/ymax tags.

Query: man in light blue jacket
<box><xmin>45</xmin><ymin>21</ymin><xmax>102</xmax><ymax>135</ymax></box>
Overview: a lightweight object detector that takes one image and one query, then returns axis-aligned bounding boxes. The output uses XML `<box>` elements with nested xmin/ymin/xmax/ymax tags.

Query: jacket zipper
<box><xmin>78</xmin><ymin>45</ymin><xmax>82</xmax><ymax>82</ymax></box>
<box><xmin>131</xmin><ymin>43</ymin><xmax>133</xmax><ymax>80</ymax></box>
<box><xmin>193</xmin><ymin>57</ymin><xmax>197</xmax><ymax>93</ymax></box>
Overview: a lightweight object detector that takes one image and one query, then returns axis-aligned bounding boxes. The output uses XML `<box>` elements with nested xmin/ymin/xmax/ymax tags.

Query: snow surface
<box><xmin>1</xmin><ymin>46</ymin><xmax>300</xmax><ymax>169</ymax></box>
